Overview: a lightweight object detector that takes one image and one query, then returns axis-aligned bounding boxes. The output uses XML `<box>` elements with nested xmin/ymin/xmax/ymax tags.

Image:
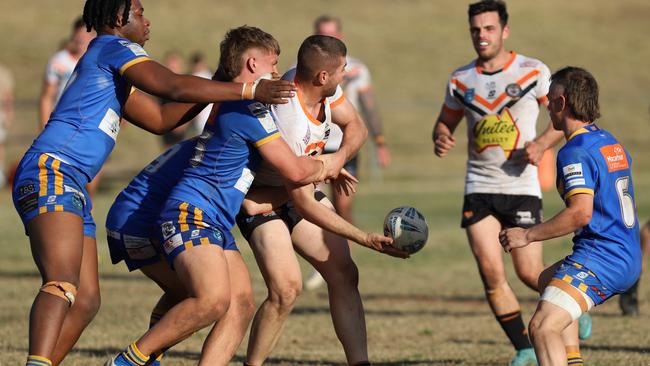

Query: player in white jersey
<box><xmin>234</xmin><ymin>35</ymin><xmax>407</xmax><ymax>366</ymax></box>
<box><xmin>432</xmin><ymin>2</ymin><xmax>564</xmax><ymax>366</ymax></box>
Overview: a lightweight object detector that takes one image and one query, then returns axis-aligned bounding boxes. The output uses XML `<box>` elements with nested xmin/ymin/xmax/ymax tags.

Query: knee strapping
<box><xmin>40</xmin><ymin>281</ymin><xmax>77</xmax><ymax>306</ymax></box>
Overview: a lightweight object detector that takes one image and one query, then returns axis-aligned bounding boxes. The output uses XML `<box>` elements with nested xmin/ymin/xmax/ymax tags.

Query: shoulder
<box><xmin>282</xmin><ymin>68</ymin><xmax>296</xmax><ymax>82</ymax></box>
<box><xmin>514</xmin><ymin>53</ymin><xmax>550</xmax><ymax>72</ymax></box>
<box><xmin>449</xmin><ymin>60</ymin><xmax>476</xmax><ymax>79</ymax></box>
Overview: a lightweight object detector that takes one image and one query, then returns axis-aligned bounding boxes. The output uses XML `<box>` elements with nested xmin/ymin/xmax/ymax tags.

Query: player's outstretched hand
<box><xmin>254</xmin><ymin>79</ymin><xmax>296</xmax><ymax>104</ymax></box>
<box><xmin>523</xmin><ymin>141</ymin><xmax>545</xmax><ymax>166</ymax></box>
<box><xmin>333</xmin><ymin>168</ymin><xmax>358</xmax><ymax>197</ymax></box>
<box><xmin>364</xmin><ymin>233</ymin><xmax>410</xmax><ymax>259</ymax></box>
<box><xmin>433</xmin><ymin>134</ymin><xmax>455</xmax><ymax>157</ymax></box>
<box><xmin>499</xmin><ymin>227</ymin><xmax>530</xmax><ymax>252</ymax></box>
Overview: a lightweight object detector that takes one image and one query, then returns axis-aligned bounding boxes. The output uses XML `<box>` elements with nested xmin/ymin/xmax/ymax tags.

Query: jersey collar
<box><xmin>475</xmin><ymin>51</ymin><xmax>517</xmax><ymax>75</ymax></box>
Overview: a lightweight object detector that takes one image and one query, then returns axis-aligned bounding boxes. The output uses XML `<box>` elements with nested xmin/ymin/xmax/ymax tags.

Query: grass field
<box><xmin>1</xmin><ymin>0</ymin><xmax>650</xmax><ymax>365</ymax></box>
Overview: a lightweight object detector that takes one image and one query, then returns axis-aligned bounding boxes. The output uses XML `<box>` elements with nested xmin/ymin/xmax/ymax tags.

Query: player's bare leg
<box><xmin>26</xmin><ymin>213</ymin><xmax>85</xmax><ymax>364</ymax></box>
<box><xmin>292</xmin><ymin>199</ymin><xmax>368</xmax><ymax>365</ymax></box>
<box><xmin>528</xmin><ymin>301</ymin><xmax>574</xmax><ymax>366</ymax></box>
<box><xmin>511</xmin><ymin>240</ymin><xmax>544</xmax><ymax>291</ymax></box>
<box><xmin>199</xmin><ymin>250</ymin><xmax>255</xmax><ymax>366</ymax></box>
<box><xmin>50</xmin><ymin>235</ymin><xmax>101</xmax><ymax>366</ymax></box>
<box><xmin>131</xmin><ymin>245</ymin><xmax>232</xmax><ymax>358</ymax></box>
<box><xmin>466</xmin><ymin>215</ymin><xmax>535</xmax><ymax>360</ymax></box>
<box><xmin>246</xmin><ymin>221</ymin><xmax>302</xmax><ymax>365</ymax></box>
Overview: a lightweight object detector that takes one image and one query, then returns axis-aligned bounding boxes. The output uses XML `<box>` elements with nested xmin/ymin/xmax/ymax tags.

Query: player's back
<box><xmin>29</xmin><ymin>35</ymin><xmax>150</xmax><ymax>181</ymax></box>
<box><xmin>559</xmin><ymin>124</ymin><xmax>641</xmax><ymax>291</ymax></box>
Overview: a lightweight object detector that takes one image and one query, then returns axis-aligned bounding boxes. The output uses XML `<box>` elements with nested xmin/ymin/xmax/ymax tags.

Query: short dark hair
<box><xmin>468</xmin><ymin>0</ymin><xmax>508</xmax><ymax>27</ymax></box>
<box><xmin>314</xmin><ymin>15</ymin><xmax>342</xmax><ymax>33</ymax></box>
<box><xmin>215</xmin><ymin>26</ymin><xmax>280</xmax><ymax>82</ymax></box>
<box><xmin>551</xmin><ymin>66</ymin><xmax>601</xmax><ymax>122</ymax></box>
<box><xmin>296</xmin><ymin>35</ymin><xmax>347</xmax><ymax>80</ymax></box>
<box><xmin>72</xmin><ymin>16</ymin><xmax>86</xmax><ymax>31</ymax></box>
<box><xmin>83</xmin><ymin>0</ymin><xmax>131</xmax><ymax>32</ymax></box>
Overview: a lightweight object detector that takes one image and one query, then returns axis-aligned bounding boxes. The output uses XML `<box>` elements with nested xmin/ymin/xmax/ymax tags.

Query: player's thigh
<box><xmin>511</xmin><ymin>240</ymin><xmax>543</xmax><ymax>269</ymax></box>
<box><xmin>248</xmin><ymin>220</ymin><xmax>302</xmax><ymax>288</ymax></box>
<box><xmin>291</xmin><ymin>218</ymin><xmax>353</xmax><ymax>276</ymax></box>
<box><xmin>537</xmin><ymin>261</ymin><xmax>563</xmax><ymax>295</ymax></box>
<box><xmin>76</xmin><ymin>235</ymin><xmax>100</xmax><ymax>305</ymax></box>
<box><xmin>28</xmin><ymin>212</ymin><xmax>85</xmax><ymax>282</ymax></box>
<box><xmin>174</xmin><ymin>245</ymin><xmax>230</xmax><ymax>300</ymax></box>
<box><xmin>465</xmin><ymin>215</ymin><xmax>506</xmax><ymax>276</ymax></box>
<box><xmin>140</xmin><ymin>260</ymin><xmax>187</xmax><ymax>300</ymax></box>
<box><xmin>224</xmin><ymin>250</ymin><xmax>254</xmax><ymax>302</ymax></box>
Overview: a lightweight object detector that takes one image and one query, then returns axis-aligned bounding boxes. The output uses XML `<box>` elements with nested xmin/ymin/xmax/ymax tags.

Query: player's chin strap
<box><xmin>40</xmin><ymin>281</ymin><xmax>77</xmax><ymax>307</ymax></box>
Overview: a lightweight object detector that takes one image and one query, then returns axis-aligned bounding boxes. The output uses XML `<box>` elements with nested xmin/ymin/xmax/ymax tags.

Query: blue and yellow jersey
<box><xmin>27</xmin><ymin>34</ymin><xmax>150</xmax><ymax>181</ymax></box>
<box><xmin>165</xmin><ymin>100</ymin><xmax>280</xmax><ymax>231</ymax></box>
<box><xmin>557</xmin><ymin>124</ymin><xmax>641</xmax><ymax>292</ymax></box>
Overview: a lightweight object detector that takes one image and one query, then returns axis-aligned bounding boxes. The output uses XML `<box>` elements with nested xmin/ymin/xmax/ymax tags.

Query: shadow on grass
<box><xmin>0</xmin><ymin>270</ymin><xmax>148</xmax><ymax>282</ymax></box>
<box><xmin>449</xmin><ymin>339</ymin><xmax>650</xmax><ymax>355</ymax></box>
<box><xmin>293</xmin><ymin>305</ymin><xmax>488</xmax><ymax>317</ymax></box>
<box><xmin>358</xmin><ymin>292</ymin><xmax>540</xmax><ymax>305</ymax></box>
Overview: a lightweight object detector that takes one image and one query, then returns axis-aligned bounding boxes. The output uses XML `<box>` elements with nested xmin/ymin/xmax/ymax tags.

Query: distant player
<box><xmin>235</xmin><ymin>35</ymin><xmax>406</xmax><ymax>366</ymax></box>
<box><xmin>500</xmin><ymin>66</ymin><xmax>641</xmax><ymax>366</ymax></box>
<box><xmin>105</xmin><ymin>26</ymin><xmax>340</xmax><ymax>366</ymax></box>
<box><xmin>0</xmin><ymin>63</ymin><xmax>13</xmax><ymax>188</ymax></box>
<box><xmin>618</xmin><ymin>219</ymin><xmax>649</xmax><ymax>315</ymax></box>
<box><xmin>11</xmin><ymin>1</ymin><xmax>295</xmax><ymax>365</ymax></box>
<box><xmin>304</xmin><ymin>14</ymin><xmax>393</xmax><ymax>290</ymax></box>
<box><xmin>432</xmin><ymin>1</ymin><xmax>564</xmax><ymax>365</ymax></box>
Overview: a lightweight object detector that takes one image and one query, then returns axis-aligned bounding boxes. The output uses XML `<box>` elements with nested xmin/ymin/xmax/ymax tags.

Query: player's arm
<box><xmin>358</xmin><ymin>88</ymin><xmax>391</xmax><ymax>168</ymax></box>
<box><xmin>123</xmin><ymin>60</ymin><xmax>294</xmax><ymax>106</ymax></box>
<box><xmin>500</xmin><ymin>193</ymin><xmax>593</xmax><ymax>252</ymax></box>
<box><xmin>524</xmin><ymin>120</ymin><xmax>564</xmax><ymax>166</ymax></box>
<box><xmin>432</xmin><ymin>105</ymin><xmax>463</xmax><ymax>157</ymax></box>
<box><xmin>286</xmin><ymin>182</ymin><xmax>408</xmax><ymax>258</ymax></box>
<box><xmin>241</xmin><ymin>186</ymin><xmax>290</xmax><ymax>216</ymax></box>
<box><xmin>257</xmin><ymin>137</ymin><xmax>327</xmax><ymax>185</ymax></box>
<box><xmin>122</xmin><ymin>90</ymin><xmax>210</xmax><ymax>135</ymax></box>
<box><xmin>329</xmin><ymin>97</ymin><xmax>368</xmax><ymax>176</ymax></box>
<box><xmin>38</xmin><ymin>80</ymin><xmax>57</xmax><ymax>129</ymax></box>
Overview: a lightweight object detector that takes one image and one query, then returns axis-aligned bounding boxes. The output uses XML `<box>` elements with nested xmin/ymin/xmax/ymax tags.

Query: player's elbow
<box><xmin>572</xmin><ymin>207</ymin><xmax>592</xmax><ymax>228</ymax></box>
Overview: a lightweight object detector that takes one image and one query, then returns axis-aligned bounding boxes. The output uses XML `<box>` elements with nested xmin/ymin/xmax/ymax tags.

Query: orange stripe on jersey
<box><xmin>193</xmin><ymin>207</ymin><xmax>205</xmax><ymax>228</ymax></box>
<box><xmin>564</xmin><ymin>188</ymin><xmax>594</xmax><ymax>200</ymax></box>
<box><xmin>54</xmin><ymin>205</ymin><xmax>64</xmax><ymax>212</ymax></box>
<box><xmin>51</xmin><ymin>159</ymin><xmax>64</xmax><ymax>195</ymax></box>
<box><xmin>475</xmin><ymin>51</ymin><xmax>517</xmax><ymax>74</ymax></box>
<box><xmin>39</xmin><ymin>206</ymin><xmax>48</xmax><ymax>214</ymax></box>
<box><xmin>442</xmin><ymin>104</ymin><xmax>464</xmax><ymax>118</ymax></box>
<box><xmin>296</xmin><ymin>87</ymin><xmax>324</xmax><ymax>126</ymax></box>
<box><xmin>178</xmin><ymin>202</ymin><xmax>190</xmax><ymax>232</ymax></box>
<box><xmin>516</xmin><ymin>70</ymin><xmax>540</xmax><ymax>86</ymax></box>
<box><xmin>537</xmin><ymin>95</ymin><xmax>549</xmax><ymax>105</ymax></box>
<box><xmin>38</xmin><ymin>154</ymin><xmax>49</xmax><ymax>197</ymax></box>
<box><xmin>330</xmin><ymin>94</ymin><xmax>347</xmax><ymax>109</ymax></box>
<box><xmin>451</xmin><ymin>79</ymin><xmax>468</xmax><ymax>92</ymax></box>
<box><xmin>548</xmin><ymin>278</ymin><xmax>588</xmax><ymax>312</ymax></box>
<box><xmin>200</xmin><ymin>237</ymin><xmax>211</xmax><ymax>246</ymax></box>
<box><xmin>119</xmin><ymin>57</ymin><xmax>151</xmax><ymax>75</ymax></box>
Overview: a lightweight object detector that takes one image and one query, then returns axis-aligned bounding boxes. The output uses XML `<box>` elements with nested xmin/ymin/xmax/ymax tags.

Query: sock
<box><xmin>495</xmin><ymin>311</ymin><xmax>532</xmax><ymax>350</ymax></box>
<box><xmin>566</xmin><ymin>345</ymin><xmax>584</xmax><ymax>366</ymax></box>
<box><xmin>146</xmin><ymin>305</ymin><xmax>167</xmax><ymax>364</ymax></box>
<box><xmin>26</xmin><ymin>355</ymin><xmax>52</xmax><ymax>366</ymax></box>
<box><xmin>120</xmin><ymin>342</ymin><xmax>150</xmax><ymax>366</ymax></box>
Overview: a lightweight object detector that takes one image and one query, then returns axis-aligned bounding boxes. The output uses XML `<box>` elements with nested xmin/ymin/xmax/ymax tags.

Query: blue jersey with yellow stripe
<box><xmin>164</xmin><ymin>100</ymin><xmax>280</xmax><ymax>231</ymax></box>
<box><xmin>556</xmin><ymin>124</ymin><xmax>641</xmax><ymax>292</ymax></box>
<box><xmin>27</xmin><ymin>35</ymin><xmax>150</xmax><ymax>181</ymax></box>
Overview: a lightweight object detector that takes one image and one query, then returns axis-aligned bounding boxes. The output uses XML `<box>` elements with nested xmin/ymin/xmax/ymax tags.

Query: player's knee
<box><xmin>195</xmin><ymin>292</ymin><xmax>231</xmax><ymax>324</ymax></box>
<box><xmin>39</xmin><ymin>280</ymin><xmax>79</xmax><ymax>307</ymax></box>
<box><xmin>74</xmin><ymin>288</ymin><xmax>101</xmax><ymax>322</ymax></box>
<box><xmin>480</xmin><ymin>269</ymin><xmax>507</xmax><ymax>290</ymax></box>
<box><xmin>516</xmin><ymin>268</ymin><xmax>540</xmax><ymax>290</ymax></box>
<box><xmin>232</xmin><ymin>289</ymin><xmax>256</xmax><ymax>321</ymax></box>
<box><xmin>269</xmin><ymin>280</ymin><xmax>302</xmax><ymax>312</ymax></box>
<box><xmin>528</xmin><ymin>314</ymin><xmax>555</xmax><ymax>343</ymax></box>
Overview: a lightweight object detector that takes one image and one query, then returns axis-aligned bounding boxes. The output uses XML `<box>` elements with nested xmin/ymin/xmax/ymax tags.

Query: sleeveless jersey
<box><xmin>443</xmin><ymin>52</ymin><xmax>551</xmax><ymax>197</ymax></box>
<box><xmin>253</xmin><ymin>68</ymin><xmax>344</xmax><ymax>187</ymax></box>
<box><xmin>557</xmin><ymin>124</ymin><xmax>641</xmax><ymax>292</ymax></box>
<box><xmin>27</xmin><ymin>35</ymin><xmax>150</xmax><ymax>181</ymax></box>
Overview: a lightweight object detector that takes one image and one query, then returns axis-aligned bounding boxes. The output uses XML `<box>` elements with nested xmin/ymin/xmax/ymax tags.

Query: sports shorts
<box><xmin>12</xmin><ymin>153</ymin><xmax>95</xmax><ymax>237</ymax></box>
<box><xmin>461</xmin><ymin>193</ymin><xmax>541</xmax><ymax>229</ymax></box>
<box><xmin>236</xmin><ymin>190</ymin><xmax>327</xmax><ymax>241</ymax></box>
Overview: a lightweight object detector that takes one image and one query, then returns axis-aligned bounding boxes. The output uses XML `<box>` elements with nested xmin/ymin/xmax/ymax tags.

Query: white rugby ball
<box><xmin>383</xmin><ymin>206</ymin><xmax>428</xmax><ymax>254</ymax></box>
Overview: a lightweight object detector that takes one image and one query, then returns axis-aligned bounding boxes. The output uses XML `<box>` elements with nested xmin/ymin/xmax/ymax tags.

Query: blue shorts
<box><xmin>551</xmin><ymin>259</ymin><xmax>615</xmax><ymax>306</ymax></box>
<box><xmin>155</xmin><ymin>200</ymin><xmax>238</xmax><ymax>268</ymax></box>
<box><xmin>106</xmin><ymin>196</ymin><xmax>161</xmax><ymax>271</ymax></box>
<box><xmin>12</xmin><ymin>153</ymin><xmax>95</xmax><ymax>237</ymax></box>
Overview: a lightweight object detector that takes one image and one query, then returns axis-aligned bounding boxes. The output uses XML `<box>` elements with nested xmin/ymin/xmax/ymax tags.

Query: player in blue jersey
<box><xmin>105</xmin><ymin>26</ymin><xmax>360</xmax><ymax>366</ymax></box>
<box><xmin>12</xmin><ymin>2</ymin><xmax>297</xmax><ymax>366</ymax></box>
<box><xmin>500</xmin><ymin>67</ymin><xmax>641</xmax><ymax>366</ymax></box>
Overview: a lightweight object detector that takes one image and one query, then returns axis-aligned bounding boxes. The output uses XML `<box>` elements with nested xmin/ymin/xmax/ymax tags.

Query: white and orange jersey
<box><xmin>443</xmin><ymin>52</ymin><xmax>551</xmax><ymax>197</ymax></box>
<box><xmin>253</xmin><ymin>67</ymin><xmax>345</xmax><ymax>186</ymax></box>
<box><xmin>44</xmin><ymin>49</ymin><xmax>79</xmax><ymax>105</ymax></box>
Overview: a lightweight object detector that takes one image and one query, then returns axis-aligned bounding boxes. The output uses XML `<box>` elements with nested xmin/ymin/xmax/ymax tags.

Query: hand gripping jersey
<box><xmin>44</xmin><ymin>49</ymin><xmax>79</xmax><ymax>106</ymax></box>
<box><xmin>253</xmin><ymin>67</ymin><xmax>345</xmax><ymax>187</ymax></box>
<box><xmin>444</xmin><ymin>52</ymin><xmax>551</xmax><ymax>198</ymax></box>
<box><xmin>557</xmin><ymin>125</ymin><xmax>641</xmax><ymax>292</ymax></box>
<box><xmin>27</xmin><ymin>35</ymin><xmax>150</xmax><ymax>181</ymax></box>
<box><xmin>163</xmin><ymin>100</ymin><xmax>281</xmax><ymax>231</ymax></box>
<box><xmin>325</xmin><ymin>56</ymin><xmax>370</xmax><ymax>152</ymax></box>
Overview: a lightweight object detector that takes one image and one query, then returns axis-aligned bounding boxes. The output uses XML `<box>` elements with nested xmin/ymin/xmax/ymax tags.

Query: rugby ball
<box><xmin>383</xmin><ymin>206</ymin><xmax>428</xmax><ymax>254</ymax></box>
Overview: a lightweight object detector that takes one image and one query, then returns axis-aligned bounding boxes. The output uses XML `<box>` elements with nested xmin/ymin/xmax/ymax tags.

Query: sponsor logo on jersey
<box><xmin>599</xmin><ymin>143</ymin><xmax>629</xmax><ymax>172</ymax></box>
<box><xmin>18</xmin><ymin>184</ymin><xmax>36</xmax><ymax>197</ymax></box>
<box><xmin>248</xmin><ymin>102</ymin><xmax>277</xmax><ymax>133</ymax></box>
<box><xmin>119</xmin><ymin>40</ymin><xmax>149</xmax><ymax>57</ymax></box>
<box><xmin>190</xmin><ymin>229</ymin><xmax>200</xmax><ymax>239</ymax></box>
<box><xmin>234</xmin><ymin>167</ymin><xmax>255</xmax><ymax>194</ymax></box>
<box><xmin>123</xmin><ymin>235</ymin><xmax>156</xmax><ymax>260</ymax></box>
<box><xmin>163</xmin><ymin>233</ymin><xmax>183</xmax><ymax>255</ymax></box>
<box><xmin>47</xmin><ymin>195</ymin><xmax>57</xmax><ymax>204</ymax></box>
<box><xmin>515</xmin><ymin>211</ymin><xmax>536</xmax><ymax>225</ymax></box>
<box><xmin>473</xmin><ymin>108</ymin><xmax>520</xmax><ymax>158</ymax></box>
<box><xmin>562</xmin><ymin>163</ymin><xmax>584</xmax><ymax>179</ymax></box>
<box><xmin>98</xmin><ymin>108</ymin><xmax>121</xmax><ymax>141</ymax></box>
<box><xmin>565</xmin><ymin>178</ymin><xmax>586</xmax><ymax>188</ymax></box>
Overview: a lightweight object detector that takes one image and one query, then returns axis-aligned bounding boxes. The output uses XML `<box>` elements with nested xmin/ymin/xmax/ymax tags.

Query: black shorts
<box><xmin>460</xmin><ymin>193</ymin><xmax>542</xmax><ymax>229</ymax></box>
<box><xmin>343</xmin><ymin>155</ymin><xmax>359</xmax><ymax>178</ymax></box>
<box><xmin>236</xmin><ymin>191</ymin><xmax>327</xmax><ymax>241</ymax></box>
